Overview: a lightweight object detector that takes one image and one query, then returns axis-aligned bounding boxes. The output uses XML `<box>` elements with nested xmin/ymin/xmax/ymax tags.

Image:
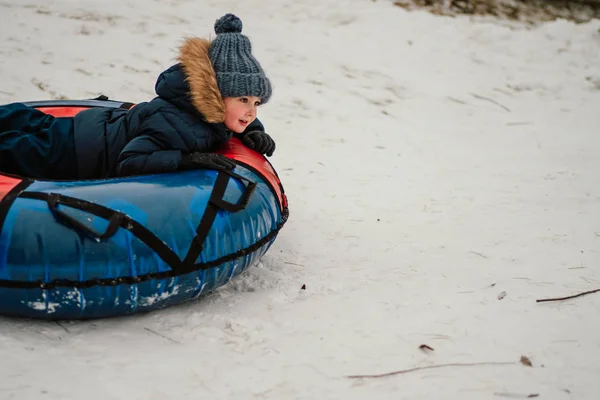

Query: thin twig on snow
<box><xmin>144</xmin><ymin>327</ymin><xmax>180</xmax><ymax>344</ymax></box>
<box><xmin>536</xmin><ymin>288</ymin><xmax>600</xmax><ymax>303</ymax></box>
<box><xmin>470</xmin><ymin>93</ymin><xmax>511</xmax><ymax>112</ymax></box>
<box><xmin>419</xmin><ymin>344</ymin><xmax>434</xmax><ymax>352</ymax></box>
<box><xmin>346</xmin><ymin>361</ymin><xmax>516</xmax><ymax>379</ymax></box>
<box><xmin>284</xmin><ymin>262</ymin><xmax>306</xmax><ymax>267</ymax></box>
<box><xmin>469</xmin><ymin>251</ymin><xmax>488</xmax><ymax>259</ymax></box>
<box><xmin>54</xmin><ymin>321</ymin><xmax>70</xmax><ymax>333</ymax></box>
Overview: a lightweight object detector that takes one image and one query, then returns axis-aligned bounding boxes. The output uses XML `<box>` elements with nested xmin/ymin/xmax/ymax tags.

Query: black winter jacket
<box><xmin>73</xmin><ymin>38</ymin><xmax>263</xmax><ymax>179</ymax></box>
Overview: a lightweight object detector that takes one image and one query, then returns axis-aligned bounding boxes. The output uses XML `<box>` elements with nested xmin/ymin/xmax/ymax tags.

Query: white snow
<box><xmin>1</xmin><ymin>0</ymin><xmax>600</xmax><ymax>399</ymax></box>
<box><xmin>139</xmin><ymin>284</ymin><xmax>180</xmax><ymax>307</ymax></box>
<box><xmin>25</xmin><ymin>290</ymin><xmax>58</xmax><ymax>313</ymax></box>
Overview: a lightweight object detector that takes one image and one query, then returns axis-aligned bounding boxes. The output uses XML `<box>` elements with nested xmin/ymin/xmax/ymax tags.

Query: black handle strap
<box><xmin>47</xmin><ymin>193</ymin><xmax>124</xmax><ymax>242</ymax></box>
<box><xmin>209</xmin><ymin>170</ymin><xmax>257</xmax><ymax>212</ymax></box>
<box><xmin>19</xmin><ymin>191</ymin><xmax>182</xmax><ymax>266</ymax></box>
<box><xmin>181</xmin><ymin>170</ymin><xmax>256</xmax><ymax>269</ymax></box>
<box><xmin>18</xmin><ymin>170</ymin><xmax>256</xmax><ymax>271</ymax></box>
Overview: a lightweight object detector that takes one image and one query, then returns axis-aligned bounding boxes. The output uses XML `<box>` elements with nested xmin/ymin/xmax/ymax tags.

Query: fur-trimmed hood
<box><xmin>73</xmin><ymin>37</ymin><xmax>259</xmax><ymax>179</ymax></box>
<box><xmin>154</xmin><ymin>37</ymin><xmax>225</xmax><ymax>124</ymax></box>
<box><xmin>178</xmin><ymin>37</ymin><xmax>225</xmax><ymax>123</ymax></box>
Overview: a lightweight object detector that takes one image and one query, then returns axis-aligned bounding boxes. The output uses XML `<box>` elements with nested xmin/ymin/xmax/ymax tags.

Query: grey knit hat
<box><xmin>209</xmin><ymin>14</ymin><xmax>272</xmax><ymax>104</ymax></box>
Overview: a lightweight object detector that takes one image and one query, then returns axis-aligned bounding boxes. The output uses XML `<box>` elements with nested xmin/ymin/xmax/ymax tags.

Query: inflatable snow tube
<box><xmin>0</xmin><ymin>99</ymin><xmax>288</xmax><ymax>320</ymax></box>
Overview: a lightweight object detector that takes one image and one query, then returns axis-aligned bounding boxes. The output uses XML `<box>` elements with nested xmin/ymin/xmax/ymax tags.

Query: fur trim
<box><xmin>178</xmin><ymin>37</ymin><xmax>225</xmax><ymax>123</ymax></box>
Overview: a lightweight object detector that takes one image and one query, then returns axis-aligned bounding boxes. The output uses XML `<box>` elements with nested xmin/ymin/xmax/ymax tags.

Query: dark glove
<box><xmin>241</xmin><ymin>130</ymin><xmax>276</xmax><ymax>157</ymax></box>
<box><xmin>180</xmin><ymin>152</ymin><xmax>236</xmax><ymax>171</ymax></box>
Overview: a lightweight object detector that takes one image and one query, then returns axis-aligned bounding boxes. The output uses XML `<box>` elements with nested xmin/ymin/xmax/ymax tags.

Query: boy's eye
<box><xmin>255</xmin><ymin>101</ymin><xmax>262</xmax><ymax>106</ymax></box>
<box><xmin>240</xmin><ymin>97</ymin><xmax>248</xmax><ymax>103</ymax></box>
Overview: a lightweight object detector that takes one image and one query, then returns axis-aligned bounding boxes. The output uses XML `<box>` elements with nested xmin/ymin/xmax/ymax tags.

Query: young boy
<box><xmin>0</xmin><ymin>13</ymin><xmax>275</xmax><ymax>180</ymax></box>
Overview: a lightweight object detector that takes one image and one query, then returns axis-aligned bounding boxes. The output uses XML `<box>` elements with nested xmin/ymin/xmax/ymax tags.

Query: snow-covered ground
<box><xmin>1</xmin><ymin>0</ymin><xmax>599</xmax><ymax>398</ymax></box>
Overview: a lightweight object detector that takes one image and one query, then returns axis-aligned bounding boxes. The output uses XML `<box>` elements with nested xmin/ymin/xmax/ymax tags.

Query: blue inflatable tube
<box><xmin>0</xmin><ymin>99</ymin><xmax>289</xmax><ymax>319</ymax></box>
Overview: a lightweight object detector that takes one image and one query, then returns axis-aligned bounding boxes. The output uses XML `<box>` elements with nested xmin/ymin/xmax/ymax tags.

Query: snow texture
<box><xmin>1</xmin><ymin>0</ymin><xmax>599</xmax><ymax>399</ymax></box>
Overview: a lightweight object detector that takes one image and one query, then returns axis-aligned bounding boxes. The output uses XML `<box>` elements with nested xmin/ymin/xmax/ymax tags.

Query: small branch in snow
<box><xmin>447</xmin><ymin>96</ymin><xmax>468</xmax><ymax>105</ymax></box>
<box><xmin>346</xmin><ymin>361</ymin><xmax>516</xmax><ymax>379</ymax></box>
<box><xmin>144</xmin><ymin>327</ymin><xmax>180</xmax><ymax>344</ymax></box>
<box><xmin>505</xmin><ymin>121</ymin><xmax>533</xmax><ymax>126</ymax></box>
<box><xmin>536</xmin><ymin>288</ymin><xmax>600</xmax><ymax>303</ymax></box>
<box><xmin>284</xmin><ymin>262</ymin><xmax>306</xmax><ymax>267</ymax></box>
<box><xmin>494</xmin><ymin>393</ymin><xmax>539</xmax><ymax>398</ymax></box>
<box><xmin>419</xmin><ymin>344</ymin><xmax>434</xmax><ymax>352</ymax></box>
<box><xmin>469</xmin><ymin>251</ymin><xmax>488</xmax><ymax>259</ymax></box>
<box><xmin>470</xmin><ymin>93</ymin><xmax>511</xmax><ymax>112</ymax></box>
<box><xmin>54</xmin><ymin>321</ymin><xmax>70</xmax><ymax>333</ymax></box>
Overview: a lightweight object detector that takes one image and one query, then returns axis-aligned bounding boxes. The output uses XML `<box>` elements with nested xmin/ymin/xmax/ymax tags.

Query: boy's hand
<box><xmin>241</xmin><ymin>130</ymin><xmax>276</xmax><ymax>157</ymax></box>
<box><xmin>180</xmin><ymin>153</ymin><xmax>236</xmax><ymax>171</ymax></box>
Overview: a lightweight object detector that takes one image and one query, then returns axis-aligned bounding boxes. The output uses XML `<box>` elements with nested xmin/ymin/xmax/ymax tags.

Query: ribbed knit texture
<box><xmin>208</xmin><ymin>14</ymin><xmax>272</xmax><ymax>103</ymax></box>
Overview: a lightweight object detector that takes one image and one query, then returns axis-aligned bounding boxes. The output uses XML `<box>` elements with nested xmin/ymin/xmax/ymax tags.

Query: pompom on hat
<box><xmin>209</xmin><ymin>14</ymin><xmax>272</xmax><ymax>104</ymax></box>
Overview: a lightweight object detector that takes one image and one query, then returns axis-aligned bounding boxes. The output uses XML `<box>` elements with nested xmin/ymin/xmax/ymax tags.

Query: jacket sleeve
<box><xmin>115</xmin><ymin>133</ymin><xmax>183</xmax><ymax>176</ymax></box>
<box><xmin>115</xmin><ymin>108</ymin><xmax>224</xmax><ymax>176</ymax></box>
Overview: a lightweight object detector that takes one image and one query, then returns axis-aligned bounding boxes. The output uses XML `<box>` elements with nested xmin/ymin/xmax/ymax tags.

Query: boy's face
<box><xmin>223</xmin><ymin>96</ymin><xmax>262</xmax><ymax>133</ymax></box>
